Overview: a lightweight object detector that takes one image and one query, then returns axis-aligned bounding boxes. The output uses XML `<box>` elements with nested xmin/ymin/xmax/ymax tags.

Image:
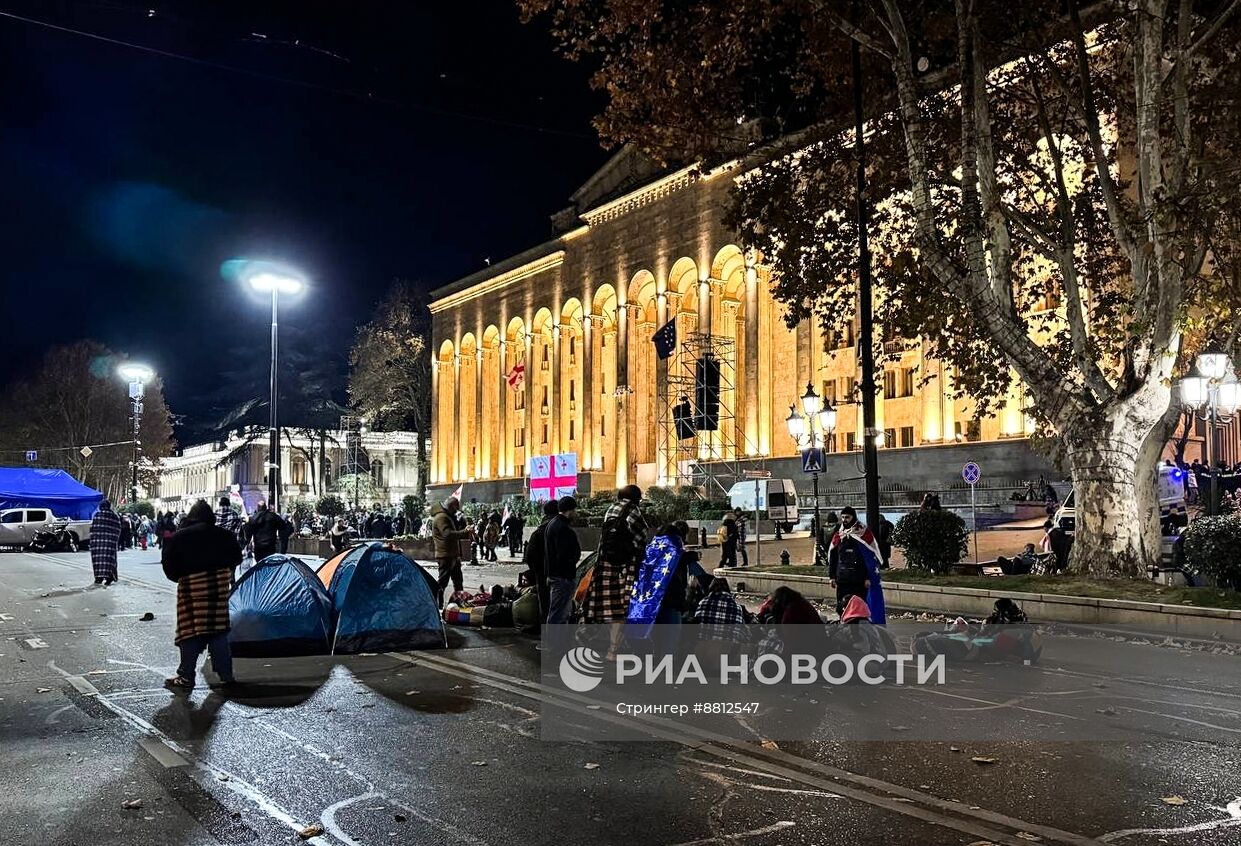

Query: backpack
<box><xmin>599</xmin><ymin>503</ymin><xmax>636</xmax><ymax>561</ymax></box>
<box><xmin>834</xmin><ymin>540</ymin><xmax>866</xmax><ymax>586</ymax></box>
<box><xmin>716</xmin><ymin>524</ymin><xmax>729</xmax><ymax>545</ymax></box>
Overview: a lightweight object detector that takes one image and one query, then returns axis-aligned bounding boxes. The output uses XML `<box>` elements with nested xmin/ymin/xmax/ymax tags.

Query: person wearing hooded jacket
<box><xmin>430</xmin><ymin>497</ymin><xmax>472</xmax><ymax>603</ymax></box>
<box><xmin>161</xmin><ymin>499</ymin><xmax>242</xmax><ymax>691</ymax></box>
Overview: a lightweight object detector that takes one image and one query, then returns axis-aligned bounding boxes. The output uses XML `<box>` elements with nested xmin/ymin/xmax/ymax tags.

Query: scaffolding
<box><xmin>657</xmin><ymin>332</ymin><xmax>750</xmax><ymax>496</ymax></box>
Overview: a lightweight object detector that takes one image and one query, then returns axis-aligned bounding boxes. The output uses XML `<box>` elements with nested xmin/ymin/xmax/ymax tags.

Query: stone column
<box><xmin>551</xmin><ymin>323</ymin><xmax>563</xmax><ymax>455</ymax></box>
<box><xmin>474</xmin><ymin>348</ymin><xmax>484</xmax><ymax>480</ymax></box>
<box><xmin>616</xmin><ymin>304</ymin><xmax>634</xmax><ymax>487</ymax></box>
<box><xmin>583</xmin><ymin>315</ymin><xmax>599</xmax><ymax>472</ymax></box>
<box><xmin>722</xmin><ymin>299</ymin><xmax>740</xmax><ymax>460</ymax></box>
<box><xmin>453</xmin><ymin>353</ymin><xmax>463</xmax><ymax>482</ymax></box>
<box><xmin>497</xmin><ymin>341</ymin><xmax>508</xmax><ymax>477</ymax></box>
<box><xmin>524</xmin><ymin>331</ymin><xmax>534</xmax><ymax>473</ymax></box>
<box><xmin>430</xmin><ymin>358</ymin><xmax>440</xmax><ymax>483</ymax></box>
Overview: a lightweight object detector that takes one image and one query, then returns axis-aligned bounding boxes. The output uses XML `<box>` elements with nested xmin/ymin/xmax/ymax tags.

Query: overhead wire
<box><xmin>0</xmin><ymin>7</ymin><xmax>598</xmax><ymax>140</ymax></box>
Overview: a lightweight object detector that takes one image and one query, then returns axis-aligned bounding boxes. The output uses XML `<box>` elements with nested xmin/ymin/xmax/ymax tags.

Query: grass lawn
<box><xmin>744</xmin><ymin>565</ymin><xmax>1241</xmax><ymax>611</ymax></box>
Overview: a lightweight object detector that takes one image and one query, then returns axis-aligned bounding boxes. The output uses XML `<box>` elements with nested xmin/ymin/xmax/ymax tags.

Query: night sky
<box><xmin>0</xmin><ymin>0</ymin><xmax>606</xmax><ymax>440</ymax></box>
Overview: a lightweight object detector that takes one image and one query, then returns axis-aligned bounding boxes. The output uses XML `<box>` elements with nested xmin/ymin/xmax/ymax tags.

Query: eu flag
<box><xmin>652</xmin><ymin>317</ymin><xmax>677</xmax><ymax>360</ymax></box>
<box><xmin>626</xmin><ymin>533</ymin><xmax>684</xmax><ymax>633</ymax></box>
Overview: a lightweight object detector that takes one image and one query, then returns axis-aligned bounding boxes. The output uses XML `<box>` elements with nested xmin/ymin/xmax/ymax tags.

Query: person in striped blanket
<box><xmin>160</xmin><ymin>500</ymin><xmax>242</xmax><ymax>691</ymax></box>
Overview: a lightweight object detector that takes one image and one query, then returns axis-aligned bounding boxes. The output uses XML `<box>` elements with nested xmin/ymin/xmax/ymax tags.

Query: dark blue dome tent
<box><xmin>317</xmin><ymin>542</ymin><xmax>445</xmax><ymax>653</ymax></box>
<box><xmin>229</xmin><ymin>555</ymin><xmax>333</xmax><ymax>657</ymax></box>
<box><xmin>0</xmin><ymin>468</ymin><xmax>104</xmax><ymax>520</ymax></box>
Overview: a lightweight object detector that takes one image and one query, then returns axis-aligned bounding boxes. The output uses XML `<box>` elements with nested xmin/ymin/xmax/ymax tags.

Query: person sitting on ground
<box><xmin>693</xmin><ymin>577</ymin><xmax>751</xmax><ymax>641</ymax></box>
<box><xmin>757</xmin><ymin>585</ymin><xmax>824</xmax><ymax>625</ymax></box>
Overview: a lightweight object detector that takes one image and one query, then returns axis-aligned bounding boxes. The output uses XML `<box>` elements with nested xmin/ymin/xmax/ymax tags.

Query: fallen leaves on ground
<box><xmin>35</xmin><ymin>688</ymin><xmax>52</xmax><ymax>694</ymax></box>
<box><xmin>298</xmin><ymin>822</ymin><xmax>325</xmax><ymax>839</ymax></box>
<box><xmin>1016</xmin><ymin>834</ymin><xmax>1043</xmax><ymax>842</ymax></box>
<box><xmin>584</xmin><ymin>762</ymin><xmax>600</xmax><ymax>770</ymax></box>
<box><xmin>471</xmin><ymin>761</ymin><xmax>487</xmax><ymax>767</ymax></box>
<box><xmin>760</xmin><ymin>740</ymin><xmax>780</xmax><ymax>750</ymax></box>
<box><xmin>970</xmin><ymin>756</ymin><xmax>998</xmax><ymax>765</ymax></box>
<box><xmin>1161</xmin><ymin>796</ymin><xmax>1188</xmax><ymax>806</ymax></box>
<box><xmin>121</xmin><ymin>799</ymin><xmax>143</xmax><ymax>810</ymax></box>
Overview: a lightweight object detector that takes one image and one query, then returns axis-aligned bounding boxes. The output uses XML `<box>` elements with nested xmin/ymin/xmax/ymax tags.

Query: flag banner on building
<box><xmin>527</xmin><ymin>453</ymin><xmax>577</xmax><ymax>502</ymax></box>
<box><xmin>450</xmin><ymin>483</ymin><xmax>464</xmax><ymax>501</ymax></box>
<box><xmin>505</xmin><ymin>362</ymin><xmax>525</xmax><ymax>391</ymax></box>
<box><xmin>652</xmin><ymin>317</ymin><xmax>677</xmax><ymax>360</ymax></box>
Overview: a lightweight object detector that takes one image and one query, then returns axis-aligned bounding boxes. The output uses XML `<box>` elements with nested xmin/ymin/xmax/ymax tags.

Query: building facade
<box><xmin>427</xmin><ymin>148</ymin><xmax>1227</xmax><ymax>503</ymax></box>
<box><xmin>154</xmin><ymin>428</ymin><xmax>423</xmax><ymax>513</ymax></box>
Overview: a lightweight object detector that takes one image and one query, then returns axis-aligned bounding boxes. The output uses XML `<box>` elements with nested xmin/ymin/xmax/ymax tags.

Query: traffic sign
<box><xmin>801</xmin><ymin>448</ymin><xmax>823</xmax><ymax>473</ymax></box>
<box><xmin>962</xmin><ymin>461</ymin><xmax>981</xmax><ymax>485</ymax></box>
<box><xmin>80</xmin><ymin>446</ymin><xmax>93</xmax><ymax>458</ymax></box>
<box><xmin>743</xmin><ymin>469</ymin><xmax>772</xmax><ymax>479</ymax></box>
<box><xmin>25</xmin><ymin>450</ymin><xmax>37</xmax><ymax>462</ymax></box>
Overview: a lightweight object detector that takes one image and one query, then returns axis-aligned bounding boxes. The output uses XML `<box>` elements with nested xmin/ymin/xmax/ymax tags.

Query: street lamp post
<box><xmin>786</xmin><ymin>382</ymin><xmax>837</xmax><ymax>568</ymax></box>
<box><xmin>1180</xmin><ymin>351</ymin><xmax>1240</xmax><ymax>516</ymax></box>
<box><xmin>117</xmin><ymin>363</ymin><xmax>154</xmax><ymax>506</ymax></box>
<box><xmin>247</xmin><ymin>271</ymin><xmax>304</xmax><ymax>513</ymax></box>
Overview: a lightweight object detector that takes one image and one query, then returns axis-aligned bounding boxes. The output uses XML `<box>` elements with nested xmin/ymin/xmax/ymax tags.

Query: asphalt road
<box><xmin>2</xmin><ymin>548</ymin><xmax>1240</xmax><ymax>846</ymax></box>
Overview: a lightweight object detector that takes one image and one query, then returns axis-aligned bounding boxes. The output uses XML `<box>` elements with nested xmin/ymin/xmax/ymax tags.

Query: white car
<box><xmin>0</xmin><ymin>508</ymin><xmax>92</xmax><ymax>550</ymax></box>
<box><xmin>1054</xmin><ymin>465</ymin><xmax>1187</xmax><ymax>536</ymax></box>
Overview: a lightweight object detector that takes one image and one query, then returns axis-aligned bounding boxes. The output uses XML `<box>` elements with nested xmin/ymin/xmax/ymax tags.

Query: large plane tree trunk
<box><xmin>1065</xmin><ymin>389</ymin><xmax>1170</xmax><ymax>577</ymax></box>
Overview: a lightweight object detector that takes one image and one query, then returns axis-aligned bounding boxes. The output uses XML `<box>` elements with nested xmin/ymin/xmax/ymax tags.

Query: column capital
<box><xmin>587</xmin><ymin>314</ymin><xmax>605</xmax><ymax>328</ymax></box>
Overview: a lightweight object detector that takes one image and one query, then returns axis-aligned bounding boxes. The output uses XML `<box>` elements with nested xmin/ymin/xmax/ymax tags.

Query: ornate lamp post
<box><xmin>1180</xmin><ymin>351</ymin><xmax>1241</xmax><ymax>516</ymax></box>
<box><xmin>786</xmin><ymin>381</ymin><xmax>837</xmax><ymax>567</ymax></box>
<box><xmin>117</xmin><ymin>363</ymin><xmax>155</xmax><ymax>506</ymax></box>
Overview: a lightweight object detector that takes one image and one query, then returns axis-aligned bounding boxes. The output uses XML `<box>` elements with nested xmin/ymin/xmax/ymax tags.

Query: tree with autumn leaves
<box><xmin>348</xmin><ymin>281</ymin><xmax>433</xmax><ymax>499</ymax></box>
<box><xmin>0</xmin><ymin>341</ymin><xmax>175</xmax><ymax>503</ymax></box>
<box><xmin>520</xmin><ymin>0</ymin><xmax>1241</xmax><ymax>575</ymax></box>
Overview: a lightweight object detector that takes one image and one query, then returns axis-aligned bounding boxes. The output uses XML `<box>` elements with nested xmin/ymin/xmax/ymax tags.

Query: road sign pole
<box><xmin>971</xmin><ymin>481</ymin><xmax>978</xmax><ymax>564</ymax></box>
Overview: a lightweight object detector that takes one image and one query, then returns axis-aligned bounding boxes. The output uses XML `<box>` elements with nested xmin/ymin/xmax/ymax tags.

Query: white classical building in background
<box><xmin>154</xmin><ymin>427</ymin><xmax>424</xmax><ymax>513</ymax></box>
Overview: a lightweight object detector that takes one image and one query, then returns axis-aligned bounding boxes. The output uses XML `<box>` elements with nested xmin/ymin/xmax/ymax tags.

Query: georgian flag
<box><xmin>505</xmin><ymin>362</ymin><xmax>526</xmax><ymax>391</ymax></box>
<box><xmin>829</xmin><ymin>522</ymin><xmax>887</xmax><ymax>624</ymax></box>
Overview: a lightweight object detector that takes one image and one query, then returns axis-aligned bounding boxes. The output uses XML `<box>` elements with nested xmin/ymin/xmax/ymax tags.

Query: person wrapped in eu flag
<box><xmin>626</xmin><ymin>524</ymin><xmax>689</xmax><ymax>641</ymax></box>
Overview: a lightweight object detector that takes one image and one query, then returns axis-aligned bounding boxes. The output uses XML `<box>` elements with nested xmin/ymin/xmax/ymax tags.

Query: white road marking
<box><xmin>0</xmin><ymin>614</ymin><xmax>13</xmax><ymax>621</ymax></box>
<box><xmin>138</xmin><ymin>735</ymin><xmax>189</xmax><ymax>768</ymax></box>
<box><xmin>44</xmin><ymin>660</ymin><xmax>334</xmax><ymax>845</ymax></box>
<box><xmin>64</xmin><ymin>675</ymin><xmax>98</xmax><ymax>695</ymax></box>
<box><xmin>393</xmin><ymin>651</ymin><xmax>1098</xmax><ymax>846</ymax></box>
<box><xmin>1100</xmin><ymin>797</ymin><xmax>1241</xmax><ymax>842</ymax></box>
<box><xmin>43</xmin><ymin>704</ymin><xmax>75</xmax><ymax>726</ymax></box>
<box><xmin>667</xmin><ymin>820</ymin><xmax>795</xmax><ymax>846</ymax></box>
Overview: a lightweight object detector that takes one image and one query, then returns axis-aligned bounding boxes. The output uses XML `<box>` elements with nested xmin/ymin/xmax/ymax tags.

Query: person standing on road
<box><xmin>584</xmin><ymin>485</ymin><xmax>649</xmax><ymax>660</ymax></box>
<box><xmin>544</xmin><ymin>496</ymin><xmax>581</xmax><ymax>625</ymax></box>
<box><xmin>161</xmin><ymin>499</ymin><xmax>242</xmax><ymax>691</ymax></box>
<box><xmin>827</xmin><ymin>506</ymin><xmax>887</xmax><ymax>623</ymax></box>
<box><xmin>430</xmin><ymin>497</ymin><xmax>472</xmax><ymax>604</ymax></box>
<box><xmin>523</xmin><ymin>500</ymin><xmax>558</xmax><ymax>618</ymax></box>
<box><xmin>214</xmin><ymin>497</ymin><xmax>243</xmax><ymax>545</ymax></box>
<box><xmin>732</xmin><ymin>508</ymin><xmax>750</xmax><ymax>567</ymax></box>
<box><xmin>718</xmin><ymin>517</ymin><xmax>739</xmax><ymax>568</ymax></box>
<box><xmin>244</xmin><ymin>501</ymin><xmax>286</xmax><ymax>562</ymax></box>
<box><xmin>327</xmin><ymin>518</ymin><xmax>350</xmax><ymax>553</ymax></box>
<box><xmin>89</xmin><ymin>500</ymin><xmax>122</xmax><ymax>586</ymax></box>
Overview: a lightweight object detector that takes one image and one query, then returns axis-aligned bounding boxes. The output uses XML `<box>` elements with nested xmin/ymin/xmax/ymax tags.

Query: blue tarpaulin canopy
<box><xmin>0</xmin><ymin>468</ymin><xmax>105</xmax><ymax>520</ymax></box>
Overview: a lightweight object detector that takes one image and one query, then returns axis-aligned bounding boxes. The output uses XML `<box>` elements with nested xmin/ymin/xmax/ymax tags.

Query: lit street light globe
<box><xmin>247</xmin><ymin>271</ymin><xmax>304</xmax><ymax>295</ymax></box>
<box><xmin>117</xmin><ymin>363</ymin><xmax>154</xmax><ymax>383</ymax></box>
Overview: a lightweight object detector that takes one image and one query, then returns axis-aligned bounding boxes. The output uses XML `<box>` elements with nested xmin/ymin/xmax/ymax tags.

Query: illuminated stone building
<box><xmin>427</xmin><ymin>148</ymin><xmax>1076</xmax><ymax>503</ymax></box>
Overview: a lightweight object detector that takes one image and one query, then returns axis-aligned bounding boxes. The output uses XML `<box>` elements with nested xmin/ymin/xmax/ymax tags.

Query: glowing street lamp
<box><xmin>245</xmin><ymin>267</ymin><xmax>305</xmax><ymax>511</ymax></box>
<box><xmin>787</xmin><ymin>385</ymin><xmax>837</xmax><ymax>568</ymax></box>
<box><xmin>117</xmin><ymin>363</ymin><xmax>155</xmax><ymax>505</ymax></box>
<box><xmin>1179</xmin><ymin>351</ymin><xmax>1240</xmax><ymax>515</ymax></box>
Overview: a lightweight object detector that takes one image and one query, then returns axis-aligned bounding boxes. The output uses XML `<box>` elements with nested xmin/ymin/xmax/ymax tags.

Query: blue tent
<box><xmin>318</xmin><ymin>543</ymin><xmax>444</xmax><ymax>654</ymax></box>
<box><xmin>0</xmin><ymin>468</ymin><xmax>104</xmax><ymax>520</ymax></box>
<box><xmin>229</xmin><ymin>555</ymin><xmax>334</xmax><ymax>657</ymax></box>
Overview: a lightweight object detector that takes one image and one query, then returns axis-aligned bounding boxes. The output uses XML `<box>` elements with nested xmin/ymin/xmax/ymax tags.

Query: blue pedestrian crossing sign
<box><xmin>801</xmin><ymin>448</ymin><xmax>823</xmax><ymax>473</ymax></box>
<box><xmin>962</xmin><ymin>461</ymin><xmax>981</xmax><ymax>485</ymax></box>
